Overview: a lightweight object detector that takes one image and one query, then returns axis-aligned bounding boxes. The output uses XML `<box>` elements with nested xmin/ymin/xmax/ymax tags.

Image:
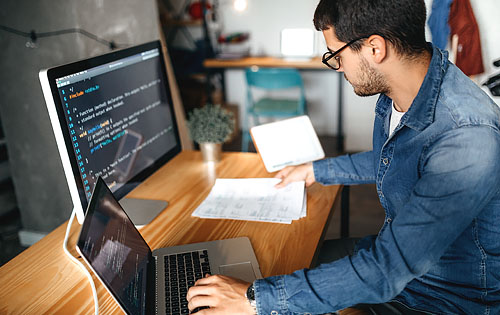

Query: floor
<box><xmin>0</xmin><ymin>134</ymin><xmax>385</xmax><ymax>267</ymax></box>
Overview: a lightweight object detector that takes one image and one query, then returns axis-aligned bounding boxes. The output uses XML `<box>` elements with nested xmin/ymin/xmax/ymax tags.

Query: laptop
<box><xmin>76</xmin><ymin>177</ymin><xmax>262</xmax><ymax>315</ymax></box>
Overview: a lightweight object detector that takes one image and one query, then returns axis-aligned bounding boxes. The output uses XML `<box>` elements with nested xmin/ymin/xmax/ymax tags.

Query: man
<box><xmin>187</xmin><ymin>0</ymin><xmax>500</xmax><ymax>313</ymax></box>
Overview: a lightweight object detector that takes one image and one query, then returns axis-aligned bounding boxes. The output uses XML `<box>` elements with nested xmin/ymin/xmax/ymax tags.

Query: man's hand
<box><xmin>274</xmin><ymin>162</ymin><xmax>315</xmax><ymax>188</ymax></box>
<box><xmin>186</xmin><ymin>275</ymin><xmax>255</xmax><ymax>315</ymax></box>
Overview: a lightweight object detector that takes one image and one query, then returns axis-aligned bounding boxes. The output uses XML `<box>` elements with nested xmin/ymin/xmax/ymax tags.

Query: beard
<box><xmin>345</xmin><ymin>56</ymin><xmax>390</xmax><ymax>97</ymax></box>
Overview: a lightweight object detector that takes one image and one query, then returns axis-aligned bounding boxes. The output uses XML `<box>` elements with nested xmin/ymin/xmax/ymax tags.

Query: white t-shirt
<box><xmin>389</xmin><ymin>101</ymin><xmax>406</xmax><ymax>136</ymax></box>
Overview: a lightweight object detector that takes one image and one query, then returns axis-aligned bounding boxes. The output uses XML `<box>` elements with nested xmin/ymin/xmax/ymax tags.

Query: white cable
<box><xmin>62</xmin><ymin>209</ymin><xmax>99</xmax><ymax>315</ymax></box>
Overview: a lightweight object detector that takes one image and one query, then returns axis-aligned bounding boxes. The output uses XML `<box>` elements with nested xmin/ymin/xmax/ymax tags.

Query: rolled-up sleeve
<box><xmin>313</xmin><ymin>151</ymin><xmax>376</xmax><ymax>186</ymax></box>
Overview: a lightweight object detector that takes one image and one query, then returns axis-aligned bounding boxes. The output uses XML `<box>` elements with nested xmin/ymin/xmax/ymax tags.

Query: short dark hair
<box><xmin>314</xmin><ymin>0</ymin><xmax>428</xmax><ymax>57</ymax></box>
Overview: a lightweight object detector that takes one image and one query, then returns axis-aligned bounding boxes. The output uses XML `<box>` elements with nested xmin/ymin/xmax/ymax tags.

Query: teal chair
<box><xmin>242</xmin><ymin>67</ymin><xmax>307</xmax><ymax>151</ymax></box>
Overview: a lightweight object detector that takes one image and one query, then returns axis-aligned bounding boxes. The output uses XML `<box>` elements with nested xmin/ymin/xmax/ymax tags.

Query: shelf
<box><xmin>164</xmin><ymin>18</ymin><xmax>203</xmax><ymax>27</ymax></box>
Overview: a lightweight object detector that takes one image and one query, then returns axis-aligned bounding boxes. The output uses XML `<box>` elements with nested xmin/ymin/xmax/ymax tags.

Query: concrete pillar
<box><xmin>0</xmin><ymin>0</ymin><xmax>160</xmax><ymax>245</ymax></box>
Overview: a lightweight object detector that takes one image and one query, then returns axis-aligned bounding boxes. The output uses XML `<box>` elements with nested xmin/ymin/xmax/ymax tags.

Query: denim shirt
<box><xmin>254</xmin><ymin>45</ymin><xmax>500</xmax><ymax>315</ymax></box>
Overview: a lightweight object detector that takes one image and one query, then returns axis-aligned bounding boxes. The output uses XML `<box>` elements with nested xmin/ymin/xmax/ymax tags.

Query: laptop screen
<box><xmin>77</xmin><ymin>177</ymin><xmax>151</xmax><ymax>314</ymax></box>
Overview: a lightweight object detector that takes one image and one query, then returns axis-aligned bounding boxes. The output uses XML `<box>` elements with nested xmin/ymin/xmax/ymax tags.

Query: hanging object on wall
<box><xmin>448</xmin><ymin>0</ymin><xmax>484</xmax><ymax>76</ymax></box>
<box><xmin>188</xmin><ymin>1</ymin><xmax>212</xmax><ymax>20</ymax></box>
<box><xmin>0</xmin><ymin>25</ymin><xmax>122</xmax><ymax>50</ymax></box>
<box><xmin>427</xmin><ymin>0</ymin><xmax>453</xmax><ymax>50</ymax></box>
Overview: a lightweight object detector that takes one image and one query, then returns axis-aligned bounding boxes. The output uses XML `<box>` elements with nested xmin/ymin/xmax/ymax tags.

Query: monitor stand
<box><xmin>119</xmin><ymin>198</ymin><xmax>168</xmax><ymax>227</ymax></box>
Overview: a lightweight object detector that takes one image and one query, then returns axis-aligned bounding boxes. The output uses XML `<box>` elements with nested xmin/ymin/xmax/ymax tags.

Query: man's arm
<box><xmin>275</xmin><ymin>151</ymin><xmax>377</xmax><ymax>188</ymax></box>
<box><xmin>256</xmin><ymin>126</ymin><xmax>500</xmax><ymax>313</ymax></box>
<box><xmin>312</xmin><ymin>151</ymin><xmax>376</xmax><ymax>185</ymax></box>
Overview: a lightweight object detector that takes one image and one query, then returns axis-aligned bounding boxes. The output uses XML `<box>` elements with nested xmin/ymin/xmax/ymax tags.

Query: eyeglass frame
<box><xmin>322</xmin><ymin>36</ymin><xmax>370</xmax><ymax>70</ymax></box>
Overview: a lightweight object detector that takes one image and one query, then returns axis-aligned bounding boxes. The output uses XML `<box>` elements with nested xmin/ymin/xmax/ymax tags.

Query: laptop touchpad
<box><xmin>219</xmin><ymin>262</ymin><xmax>256</xmax><ymax>283</ymax></box>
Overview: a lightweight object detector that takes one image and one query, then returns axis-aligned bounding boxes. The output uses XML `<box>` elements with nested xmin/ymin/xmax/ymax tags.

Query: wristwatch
<box><xmin>245</xmin><ymin>283</ymin><xmax>257</xmax><ymax>314</ymax></box>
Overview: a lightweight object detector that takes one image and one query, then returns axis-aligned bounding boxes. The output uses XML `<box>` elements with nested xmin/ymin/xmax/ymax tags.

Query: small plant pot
<box><xmin>199</xmin><ymin>142</ymin><xmax>222</xmax><ymax>162</ymax></box>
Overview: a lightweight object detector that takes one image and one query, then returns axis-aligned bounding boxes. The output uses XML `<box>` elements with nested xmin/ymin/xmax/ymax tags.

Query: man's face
<box><xmin>322</xmin><ymin>28</ymin><xmax>390</xmax><ymax>97</ymax></box>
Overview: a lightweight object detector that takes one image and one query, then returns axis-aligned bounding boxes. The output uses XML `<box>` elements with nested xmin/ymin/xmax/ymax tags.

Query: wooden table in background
<box><xmin>204</xmin><ymin>56</ymin><xmax>325</xmax><ymax>69</ymax></box>
<box><xmin>0</xmin><ymin>151</ymin><xmax>341</xmax><ymax>314</ymax></box>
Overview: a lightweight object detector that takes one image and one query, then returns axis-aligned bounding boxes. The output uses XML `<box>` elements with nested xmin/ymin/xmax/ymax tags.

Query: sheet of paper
<box><xmin>192</xmin><ymin>178</ymin><xmax>306</xmax><ymax>224</ymax></box>
<box><xmin>251</xmin><ymin>116</ymin><xmax>325</xmax><ymax>172</ymax></box>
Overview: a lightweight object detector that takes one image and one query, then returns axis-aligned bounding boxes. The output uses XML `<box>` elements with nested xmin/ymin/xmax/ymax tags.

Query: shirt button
<box><xmin>386</xmin><ymin>218</ymin><xmax>392</xmax><ymax>223</ymax></box>
<box><xmin>271</xmin><ymin>311</ymin><xmax>278</xmax><ymax>315</ymax></box>
<box><xmin>382</xmin><ymin>158</ymin><xmax>389</xmax><ymax>165</ymax></box>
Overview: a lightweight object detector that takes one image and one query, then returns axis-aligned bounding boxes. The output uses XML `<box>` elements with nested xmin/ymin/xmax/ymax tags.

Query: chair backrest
<box><xmin>245</xmin><ymin>68</ymin><xmax>304</xmax><ymax>90</ymax></box>
<box><xmin>242</xmin><ymin>68</ymin><xmax>307</xmax><ymax>152</ymax></box>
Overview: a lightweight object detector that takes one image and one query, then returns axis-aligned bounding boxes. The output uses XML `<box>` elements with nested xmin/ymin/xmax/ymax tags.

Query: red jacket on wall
<box><xmin>448</xmin><ymin>0</ymin><xmax>484</xmax><ymax>76</ymax></box>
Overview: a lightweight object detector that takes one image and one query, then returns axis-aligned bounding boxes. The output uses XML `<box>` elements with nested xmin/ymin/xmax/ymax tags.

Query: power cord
<box><xmin>63</xmin><ymin>209</ymin><xmax>99</xmax><ymax>315</ymax></box>
<box><xmin>0</xmin><ymin>24</ymin><xmax>127</xmax><ymax>50</ymax></box>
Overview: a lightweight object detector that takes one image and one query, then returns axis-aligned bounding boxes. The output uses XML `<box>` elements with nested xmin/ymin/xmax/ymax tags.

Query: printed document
<box><xmin>192</xmin><ymin>178</ymin><xmax>306</xmax><ymax>224</ymax></box>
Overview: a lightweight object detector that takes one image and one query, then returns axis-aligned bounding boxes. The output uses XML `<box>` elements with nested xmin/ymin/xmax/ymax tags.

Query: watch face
<box><xmin>247</xmin><ymin>284</ymin><xmax>255</xmax><ymax>301</ymax></box>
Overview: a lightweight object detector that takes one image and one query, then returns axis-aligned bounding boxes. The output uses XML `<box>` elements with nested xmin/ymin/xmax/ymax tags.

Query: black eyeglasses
<box><xmin>322</xmin><ymin>36</ymin><xmax>369</xmax><ymax>70</ymax></box>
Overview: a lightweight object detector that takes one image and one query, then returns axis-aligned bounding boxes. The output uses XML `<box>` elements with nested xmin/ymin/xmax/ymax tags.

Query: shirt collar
<box><xmin>375</xmin><ymin>44</ymin><xmax>449</xmax><ymax>131</ymax></box>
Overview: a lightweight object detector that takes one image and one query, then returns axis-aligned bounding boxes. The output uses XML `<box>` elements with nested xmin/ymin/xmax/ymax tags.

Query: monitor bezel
<box><xmin>40</xmin><ymin>40</ymin><xmax>181</xmax><ymax>224</ymax></box>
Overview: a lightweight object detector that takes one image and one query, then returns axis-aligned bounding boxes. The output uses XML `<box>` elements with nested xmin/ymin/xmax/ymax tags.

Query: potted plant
<box><xmin>187</xmin><ymin>104</ymin><xmax>235</xmax><ymax>162</ymax></box>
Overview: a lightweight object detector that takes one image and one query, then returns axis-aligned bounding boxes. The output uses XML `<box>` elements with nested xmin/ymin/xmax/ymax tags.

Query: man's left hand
<box><xmin>186</xmin><ymin>274</ymin><xmax>255</xmax><ymax>314</ymax></box>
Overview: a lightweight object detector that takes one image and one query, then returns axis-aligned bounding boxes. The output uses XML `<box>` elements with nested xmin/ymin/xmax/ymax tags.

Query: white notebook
<box><xmin>251</xmin><ymin>116</ymin><xmax>325</xmax><ymax>173</ymax></box>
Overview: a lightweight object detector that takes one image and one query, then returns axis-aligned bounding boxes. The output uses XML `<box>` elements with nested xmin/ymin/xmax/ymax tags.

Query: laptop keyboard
<box><xmin>164</xmin><ymin>250</ymin><xmax>211</xmax><ymax>315</ymax></box>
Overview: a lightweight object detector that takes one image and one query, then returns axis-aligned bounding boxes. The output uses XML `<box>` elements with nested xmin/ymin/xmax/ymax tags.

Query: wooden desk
<box><xmin>0</xmin><ymin>151</ymin><xmax>340</xmax><ymax>314</ymax></box>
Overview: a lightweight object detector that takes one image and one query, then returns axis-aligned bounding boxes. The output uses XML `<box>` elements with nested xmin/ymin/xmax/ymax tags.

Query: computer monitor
<box><xmin>39</xmin><ymin>40</ymin><xmax>181</xmax><ymax>225</ymax></box>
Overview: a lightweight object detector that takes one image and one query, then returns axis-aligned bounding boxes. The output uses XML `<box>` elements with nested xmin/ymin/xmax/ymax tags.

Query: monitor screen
<box><xmin>40</xmin><ymin>41</ymin><xmax>181</xmax><ymax>223</ymax></box>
